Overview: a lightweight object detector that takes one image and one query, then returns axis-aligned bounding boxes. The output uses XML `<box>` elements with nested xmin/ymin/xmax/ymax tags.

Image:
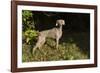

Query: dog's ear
<box><xmin>56</xmin><ymin>20</ymin><xmax>58</xmax><ymax>26</ymax></box>
<box><xmin>56</xmin><ymin>23</ymin><xmax>58</xmax><ymax>26</ymax></box>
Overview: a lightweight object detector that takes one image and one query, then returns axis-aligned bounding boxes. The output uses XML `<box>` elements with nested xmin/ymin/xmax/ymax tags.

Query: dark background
<box><xmin>32</xmin><ymin>11</ymin><xmax>90</xmax><ymax>32</ymax></box>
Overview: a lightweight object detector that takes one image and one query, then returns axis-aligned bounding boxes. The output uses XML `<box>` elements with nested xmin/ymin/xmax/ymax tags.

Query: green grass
<box><xmin>22</xmin><ymin>32</ymin><xmax>90</xmax><ymax>62</ymax></box>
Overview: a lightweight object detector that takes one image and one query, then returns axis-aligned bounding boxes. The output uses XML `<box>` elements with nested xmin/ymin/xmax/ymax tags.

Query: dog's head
<box><xmin>56</xmin><ymin>19</ymin><xmax>65</xmax><ymax>26</ymax></box>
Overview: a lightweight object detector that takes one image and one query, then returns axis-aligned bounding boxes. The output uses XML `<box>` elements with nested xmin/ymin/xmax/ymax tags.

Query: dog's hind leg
<box><xmin>32</xmin><ymin>36</ymin><xmax>46</xmax><ymax>54</ymax></box>
<box><xmin>56</xmin><ymin>38</ymin><xmax>59</xmax><ymax>49</ymax></box>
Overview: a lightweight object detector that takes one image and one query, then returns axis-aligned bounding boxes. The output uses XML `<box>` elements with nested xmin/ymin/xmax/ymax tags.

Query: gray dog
<box><xmin>33</xmin><ymin>19</ymin><xmax>65</xmax><ymax>53</ymax></box>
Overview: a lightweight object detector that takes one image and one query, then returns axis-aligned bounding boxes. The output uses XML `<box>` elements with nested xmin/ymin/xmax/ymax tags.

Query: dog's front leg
<box><xmin>56</xmin><ymin>38</ymin><xmax>59</xmax><ymax>49</ymax></box>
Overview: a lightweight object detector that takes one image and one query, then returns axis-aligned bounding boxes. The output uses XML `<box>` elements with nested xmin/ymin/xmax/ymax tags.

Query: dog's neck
<box><xmin>56</xmin><ymin>25</ymin><xmax>63</xmax><ymax>31</ymax></box>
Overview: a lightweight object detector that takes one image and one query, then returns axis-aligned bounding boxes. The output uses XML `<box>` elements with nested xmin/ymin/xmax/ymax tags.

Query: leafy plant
<box><xmin>22</xmin><ymin>10</ymin><xmax>35</xmax><ymax>31</ymax></box>
<box><xmin>24</xmin><ymin>29</ymin><xmax>38</xmax><ymax>44</ymax></box>
<box><xmin>22</xmin><ymin>10</ymin><xmax>38</xmax><ymax>44</ymax></box>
